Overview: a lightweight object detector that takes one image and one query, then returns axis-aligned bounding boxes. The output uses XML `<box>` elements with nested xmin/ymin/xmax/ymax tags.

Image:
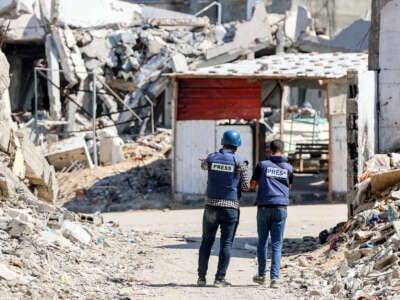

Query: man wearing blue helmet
<box><xmin>197</xmin><ymin>129</ymin><xmax>250</xmax><ymax>287</ymax></box>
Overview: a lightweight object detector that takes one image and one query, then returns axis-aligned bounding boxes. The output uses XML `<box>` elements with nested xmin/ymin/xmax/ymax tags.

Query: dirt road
<box><xmin>105</xmin><ymin>204</ymin><xmax>347</xmax><ymax>299</ymax></box>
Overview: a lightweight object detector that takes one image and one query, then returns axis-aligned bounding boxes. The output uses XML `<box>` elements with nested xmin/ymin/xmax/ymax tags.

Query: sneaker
<box><xmin>213</xmin><ymin>279</ymin><xmax>232</xmax><ymax>287</ymax></box>
<box><xmin>270</xmin><ymin>279</ymin><xmax>280</xmax><ymax>289</ymax></box>
<box><xmin>197</xmin><ymin>277</ymin><xmax>206</xmax><ymax>287</ymax></box>
<box><xmin>252</xmin><ymin>274</ymin><xmax>266</xmax><ymax>285</ymax></box>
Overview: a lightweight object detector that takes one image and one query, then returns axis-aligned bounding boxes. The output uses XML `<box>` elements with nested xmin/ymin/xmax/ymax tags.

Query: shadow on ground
<box><xmin>62</xmin><ymin>161</ymin><xmax>342</xmax><ymax>213</ymax></box>
<box><xmin>62</xmin><ymin>159</ymin><xmax>171</xmax><ymax>213</ymax></box>
<box><xmin>158</xmin><ymin>236</ymin><xmax>319</xmax><ymax>259</ymax></box>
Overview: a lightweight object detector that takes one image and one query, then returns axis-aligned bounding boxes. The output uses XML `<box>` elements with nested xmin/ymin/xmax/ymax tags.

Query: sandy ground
<box><xmin>104</xmin><ymin>204</ymin><xmax>347</xmax><ymax>299</ymax></box>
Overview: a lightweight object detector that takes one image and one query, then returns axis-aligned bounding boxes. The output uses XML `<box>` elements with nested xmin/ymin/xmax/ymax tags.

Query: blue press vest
<box><xmin>206</xmin><ymin>149</ymin><xmax>243</xmax><ymax>200</ymax></box>
<box><xmin>256</xmin><ymin>157</ymin><xmax>292</xmax><ymax>206</ymax></box>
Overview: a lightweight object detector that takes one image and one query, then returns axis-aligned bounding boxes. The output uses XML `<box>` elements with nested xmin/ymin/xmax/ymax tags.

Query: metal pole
<box><xmin>92</xmin><ymin>74</ymin><xmax>98</xmax><ymax>167</ymax></box>
<box><xmin>144</xmin><ymin>95</ymin><xmax>155</xmax><ymax>134</ymax></box>
<box><xmin>34</xmin><ymin>68</ymin><xmax>38</xmax><ymax>132</ymax></box>
<box><xmin>194</xmin><ymin>1</ymin><xmax>222</xmax><ymax>25</ymax></box>
<box><xmin>97</xmin><ymin>78</ymin><xmax>143</xmax><ymax>122</ymax></box>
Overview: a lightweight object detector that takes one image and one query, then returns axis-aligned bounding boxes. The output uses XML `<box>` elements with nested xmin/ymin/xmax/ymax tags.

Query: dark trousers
<box><xmin>198</xmin><ymin>206</ymin><xmax>240</xmax><ymax>280</ymax></box>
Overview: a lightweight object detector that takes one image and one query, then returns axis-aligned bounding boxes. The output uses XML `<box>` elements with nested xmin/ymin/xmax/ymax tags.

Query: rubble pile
<box><xmin>0</xmin><ymin>195</ymin><xmax>151</xmax><ymax>298</ymax></box>
<box><xmin>306</xmin><ymin>154</ymin><xmax>400</xmax><ymax>299</ymax></box>
<box><xmin>59</xmin><ymin>129</ymin><xmax>172</xmax><ymax>213</ymax></box>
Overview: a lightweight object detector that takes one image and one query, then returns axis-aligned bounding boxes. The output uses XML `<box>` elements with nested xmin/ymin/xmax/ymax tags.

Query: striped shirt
<box><xmin>201</xmin><ymin>160</ymin><xmax>250</xmax><ymax>209</ymax></box>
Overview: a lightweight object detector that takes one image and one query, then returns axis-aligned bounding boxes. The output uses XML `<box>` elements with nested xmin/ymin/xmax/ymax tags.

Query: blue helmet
<box><xmin>221</xmin><ymin>130</ymin><xmax>242</xmax><ymax>147</ymax></box>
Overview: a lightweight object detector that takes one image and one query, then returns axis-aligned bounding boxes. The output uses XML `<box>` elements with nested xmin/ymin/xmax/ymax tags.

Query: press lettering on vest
<box><xmin>266</xmin><ymin>167</ymin><xmax>288</xmax><ymax>178</ymax></box>
<box><xmin>211</xmin><ymin>163</ymin><xmax>234</xmax><ymax>173</ymax></box>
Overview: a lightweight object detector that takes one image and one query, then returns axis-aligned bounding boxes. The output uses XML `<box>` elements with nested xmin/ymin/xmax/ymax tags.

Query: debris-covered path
<box><xmin>105</xmin><ymin>204</ymin><xmax>346</xmax><ymax>299</ymax></box>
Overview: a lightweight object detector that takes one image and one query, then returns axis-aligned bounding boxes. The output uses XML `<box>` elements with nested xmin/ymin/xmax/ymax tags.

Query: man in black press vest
<box><xmin>197</xmin><ymin>129</ymin><xmax>249</xmax><ymax>287</ymax></box>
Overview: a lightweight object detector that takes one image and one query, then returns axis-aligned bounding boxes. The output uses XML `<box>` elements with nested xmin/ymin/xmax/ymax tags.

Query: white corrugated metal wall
<box><xmin>176</xmin><ymin>121</ymin><xmax>253</xmax><ymax>195</ymax></box>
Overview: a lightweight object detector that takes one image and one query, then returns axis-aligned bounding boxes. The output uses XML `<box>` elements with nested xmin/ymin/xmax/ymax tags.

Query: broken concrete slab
<box><xmin>146</xmin><ymin>35</ymin><xmax>167</xmax><ymax>58</ymax></box>
<box><xmin>54</xmin><ymin>0</ymin><xmax>143</xmax><ymax>28</ymax></box>
<box><xmin>2</xmin><ymin>12</ymin><xmax>45</xmax><ymax>42</ymax></box>
<box><xmin>8</xmin><ymin>218</ymin><xmax>33</xmax><ymax>237</ymax></box>
<box><xmin>17</xmin><ymin>130</ymin><xmax>51</xmax><ymax>186</ymax></box>
<box><xmin>134</xmin><ymin>54</ymin><xmax>168</xmax><ymax>89</ymax></box>
<box><xmin>0</xmin><ymin>51</ymin><xmax>10</xmax><ymax>97</ymax></box>
<box><xmin>7</xmin><ymin>208</ymin><xmax>33</xmax><ymax>223</ymax></box>
<box><xmin>80</xmin><ymin>32</ymin><xmax>118</xmax><ymax>68</ymax></box>
<box><xmin>51</xmin><ymin>26</ymin><xmax>87</xmax><ymax>85</ymax></box>
<box><xmin>205</xmin><ymin>2</ymin><xmax>273</xmax><ymax>64</ymax></box>
<box><xmin>0</xmin><ymin>0</ymin><xmax>34</xmax><ymax>19</ymax></box>
<box><xmin>45</xmin><ymin>136</ymin><xmax>93</xmax><ymax>171</ymax></box>
<box><xmin>0</xmin><ymin>122</ymin><xmax>11</xmax><ymax>153</ymax></box>
<box><xmin>61</xmin><ymin>220</ymin><xmax>91</xmax><ymax>244</ymax></box>
<box><xmin>0</xmin><ymin>263</ymin><xmax>28</xmax><ymax>284</ymax></box>
<box><xmin>12</xmin><ymin>146</ymin><xmax>25</xmax><ymax>179</ymax></box>
<box><xmin>170</xmin><ymin>53</ymin><xmax>188</xmax><ymax>73</ymax></box>
<box><xmin>285</xmin><ymin>5</ymin><xmax>314</xmax><ymax>43</ymax></box>
<box><xmin>37</xmin><ymin>165</ymin><xmax>58</xmax><ymax>203</ymax></box>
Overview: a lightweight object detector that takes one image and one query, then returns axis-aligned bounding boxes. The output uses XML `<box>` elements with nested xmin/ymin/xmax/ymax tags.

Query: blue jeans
<box><xmin>198</xmin><ymin>206</ymin><xmax>240</xmax><ymax>280</ymax></box>
<box><xmin>256</xmin><ymin>206</ymin><xmax>287</xmax><ymax>279</ymax></box>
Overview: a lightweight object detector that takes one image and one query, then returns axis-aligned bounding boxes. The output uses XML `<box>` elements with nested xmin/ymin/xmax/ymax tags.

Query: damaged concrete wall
<box><xmin>369</xmin><ymin>0</ymin><xmax>391</xmax><ymax>70</ymax></box>
<box><xmin>267</xmin><ymin>0</ymin><xmax>371</xmax><ymax>37</ymax></box>
<box><xmin>328</xmin><ymin>80</ymin><xmax>347</xmax><ymax>195</ymax></box>
<box><xmin>377</xmin><ymin>0</ymin><xmax>400</xmax><ymax>152</ymax></box>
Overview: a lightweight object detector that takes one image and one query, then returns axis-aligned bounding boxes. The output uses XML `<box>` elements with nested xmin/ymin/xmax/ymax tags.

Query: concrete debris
<box><xmin>51</xmin><ymin>26</ymin><xmax>87</xmax><ymax>85</ymax></box>
<box><xmin>60</xmin><ymin>129</ymin><xmax>172</xmax><ymax>213</ymax></box>
<box><xmin>0</xmin><ymin>52</ymin><xmax>10</xmax><ymax>98</ymax></box>
<box><xmin>0</xmin><ymin>176</ymin><xmax>153</xmax><ymax>298</ymax></box>
<box><xmin>205</xmin><ymin>2</ymin><xmax>274</xmax><ymax>66</ymax></box>
<box><xmin>45</xmin><ymin>136</ymin><xmax>93</xmax><ymax>171</ymax></box>
<box><xmin>99</xmin><ymin>136</ymin><xmax>125</xmax><ymax>166</ymax></box>
<box><xmin>0</xmin><ymin>0</ymin><xmax>34</xmax><ymax>19</ymax></box>
<box><xmin>315</xmin><ymin>155</ymin><xmax>400</xmax><ymax>298</ymax></box>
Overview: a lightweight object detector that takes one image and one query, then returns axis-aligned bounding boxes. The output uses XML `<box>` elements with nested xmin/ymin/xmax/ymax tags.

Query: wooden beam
<box><xmin>278</xmin><ymin>81</ymin><xmax>285</xmax><ymax>140</ymax></box>
<box><xmin>172</xmin><ymin>79</ymin><xmax>178</xmax><ymax>198</ymax></box>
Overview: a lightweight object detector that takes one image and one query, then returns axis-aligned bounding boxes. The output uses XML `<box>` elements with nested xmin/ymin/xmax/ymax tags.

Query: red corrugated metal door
<box><xmin>177</xmin><ymin>79</ymin><xmax>261</xmax><ymax>120</ymax></box>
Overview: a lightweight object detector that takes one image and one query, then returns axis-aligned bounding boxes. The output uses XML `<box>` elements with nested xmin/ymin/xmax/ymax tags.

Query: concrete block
<box><xmin>0</xmin><ymin>0</ymin><xmax>34</xmax><ymax>18</ymax></box>
<box><xmin>37</xmin><ymin>166</ymin><xmax>58</xmax><ymax>203</ymax></box>
<box><xmin>285</xmin><ymin>5</ymin><xmax>313</xmax><ymax>42</ymax></box>
<box><xmin>8</xmin><ymin>218</ymin><xmax>33</xmax><ymax>237</ymax></box>
<box><xmin>18</xmin><ymin>131</ymin><xmax>50</xmax><ymax>185</ymax></box>
<box><xmin>0</xmin><ymin>51</ymin><xmax>10</xmax><ymax>98</ymax></box>
<box><xmin>36</xmin><ymin>230</ymin><xmax>73</xmax><ymax>248</ymax></box>
<box><xmin>12</xmin><ymin>147</ymin><xmax>25</xmax><ymax>179</ymax></box>
<box><xmin>0</xmin><ymin>263</ymin><xmax>28</xmax><ymax>284</ymax></box>
<box><xmin>0</xmin><ymin>122</ymin><xmax>10</xmax><ymax>153</ymax></box>
<box><xmin>45</xmin><ymin>136</ymin><xmax>93</xmax><ymax>171</ymax></box>
<box><xmin>0</xmin><ymin>162</ymin><xmax>17</xmax><ymax>200</ymax></box>
<box><xmin>171</xmin><ymin>53</ymin><xmax>188</xmax><ymax>73</ymax></box>
<box><xmin>99</xmin><ymin>136</ymin><xmax>125</xmax><ymax>166</ymax></box>
<box><xmin>7</xmin><ymin>208</ymin><xmax>32</xmax><ymax>223</ymax></box>
<box><xmin>61</xmin><ymin>220</ymin><xmax>91</xmax><ymax>244</ymax></box>
<box><xmin>146</xmin><ymin>35</ymin><xmax>167</xmax><ymax>57</ymax></box>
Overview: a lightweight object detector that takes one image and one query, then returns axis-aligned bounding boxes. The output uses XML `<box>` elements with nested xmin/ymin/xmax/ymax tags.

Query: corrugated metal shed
<box><xmin>169</xmin><ymin>52</ymin><xmax>368</xmax><ymax>79</ymax></box>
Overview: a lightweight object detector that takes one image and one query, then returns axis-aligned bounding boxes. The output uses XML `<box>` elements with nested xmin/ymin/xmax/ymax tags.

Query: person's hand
<box><xmin>198</xmin><ymin>157</ymin><xmax>206</xmax><ymax>162</ymax></box>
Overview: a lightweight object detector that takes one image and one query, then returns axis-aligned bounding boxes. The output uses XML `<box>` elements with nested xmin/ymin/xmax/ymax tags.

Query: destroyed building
<box><xmin>0</xmin><ymin>0</ymin><xmax>375</xmax><ymax>208</ymax></box>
